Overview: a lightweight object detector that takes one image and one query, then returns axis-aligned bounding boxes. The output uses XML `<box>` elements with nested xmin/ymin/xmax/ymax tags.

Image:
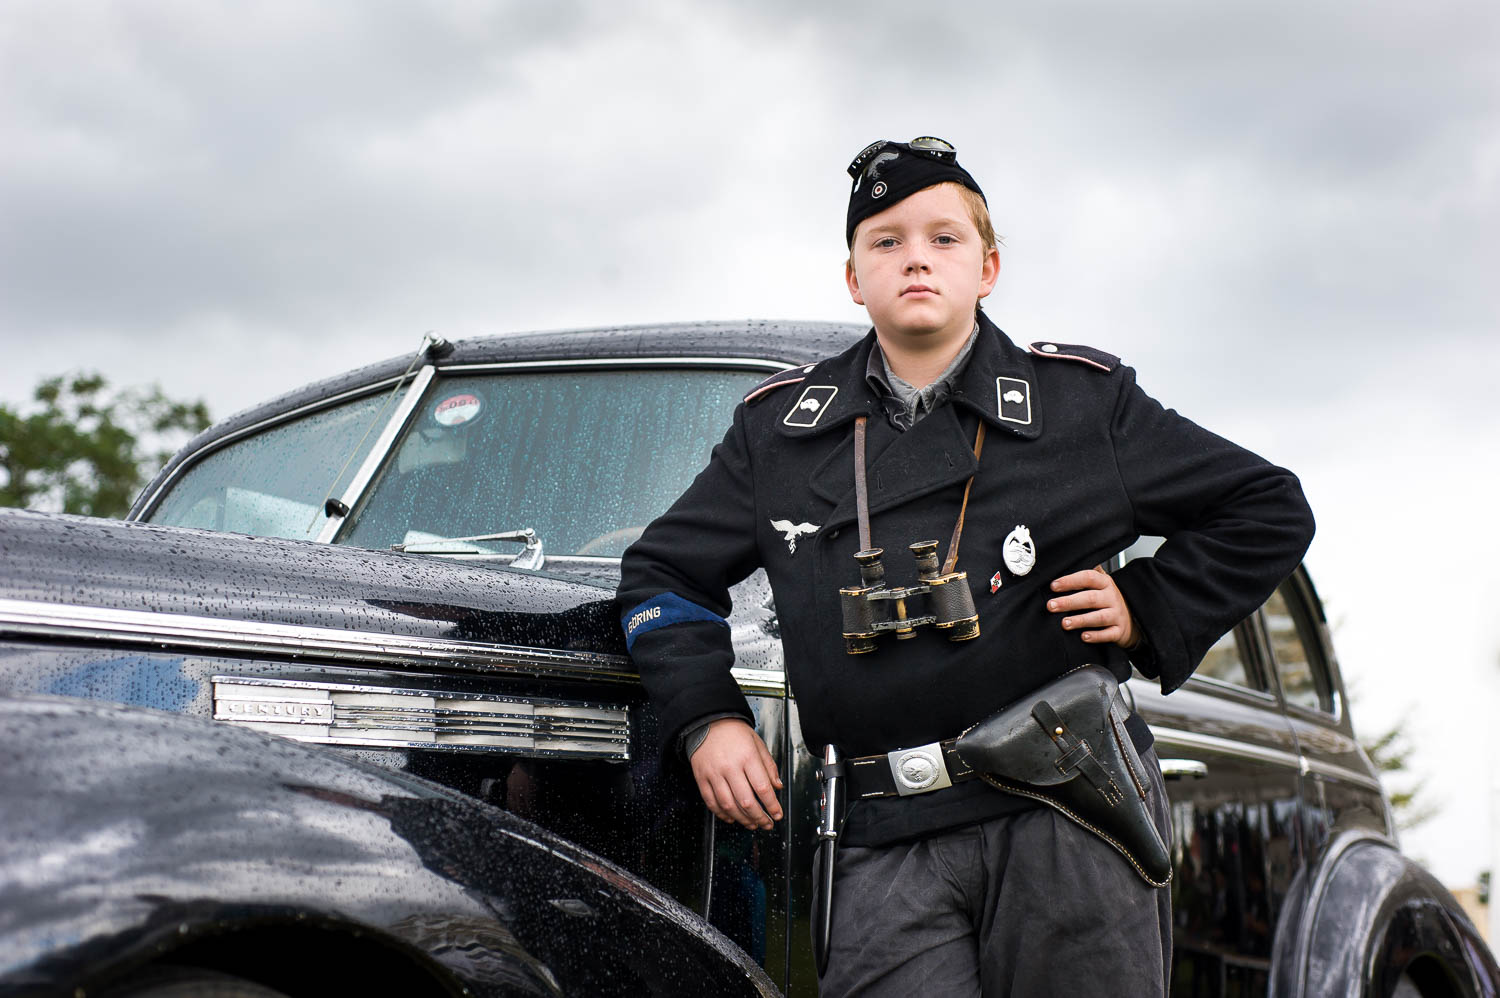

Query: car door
<box><xmin>1131</xmin><ymin>613</ymin><xmax>1306</xmax><ymax>996</ymax></box>
<box><xmin>1258</xmin><ymin>572</ymin><xmax>1392</xmax><ymax>858</ymax></box>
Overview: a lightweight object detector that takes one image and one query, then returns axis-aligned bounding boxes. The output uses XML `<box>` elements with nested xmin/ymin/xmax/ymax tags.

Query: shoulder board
<box><xmin>744</xmin><ymin>364</ymin><xmax>818</xmax><ymax>403</ymax></box>
<box><xmin>1028</xmin><ymin>341</ymin><xmax>1120</xmax><ymax>373</ymax></box>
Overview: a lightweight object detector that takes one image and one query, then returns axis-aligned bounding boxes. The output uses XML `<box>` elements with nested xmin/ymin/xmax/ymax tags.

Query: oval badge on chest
<box><xmin>1003</xmin><ymin>524</ymin><xmax>1036</xmax><ymax>577</ymax></box>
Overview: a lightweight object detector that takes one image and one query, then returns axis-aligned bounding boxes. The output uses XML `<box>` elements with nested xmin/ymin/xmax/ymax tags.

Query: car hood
<box><xmin>0</xmin><ymin>509</ymin><xmax>626</xmax><ymax>656</ymax></box>
<box><xmin>0</xmin><ymin>694</ymin><xmax>776</xmax><ymax>997</ymax></box>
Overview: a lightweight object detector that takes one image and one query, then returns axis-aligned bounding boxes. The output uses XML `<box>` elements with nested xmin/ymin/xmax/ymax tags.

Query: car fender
<box><xmin>0</xmin><ymin>694</ymin><xmax>777</xmax><ymax>997</ymax></box>
<box><xmin>1270</xmin><ymin>829</ymin><xmax>1499</xmax><ymax>997</ymax></box>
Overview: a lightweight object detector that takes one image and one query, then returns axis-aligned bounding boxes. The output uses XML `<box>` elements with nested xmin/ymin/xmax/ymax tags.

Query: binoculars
<box><xmin>839</xmin><ymin>540</ymin><xmax>980</xmax><ymax>654</ymax></box>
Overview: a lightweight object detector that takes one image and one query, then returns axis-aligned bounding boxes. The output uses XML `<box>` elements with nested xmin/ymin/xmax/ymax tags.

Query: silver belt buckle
<box><xmin>888</xmin><ymin>741</ymin><xmax>953</xmax><ymax>796</ymax></box>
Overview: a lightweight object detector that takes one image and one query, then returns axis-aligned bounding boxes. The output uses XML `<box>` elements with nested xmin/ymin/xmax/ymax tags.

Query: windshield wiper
<box><xmin>392</xmin><ymin>528</ymin><xmax>545</xmax><ymax>570</ymax></box>
<box><xmin>305</xmin><ymin>331</ymin><xmax>453</xmax><ymax>538</ymax></box>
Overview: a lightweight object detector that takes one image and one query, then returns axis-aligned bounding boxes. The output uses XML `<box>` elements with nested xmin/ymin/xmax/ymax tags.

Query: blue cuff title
<box><xmin>621</xmin><ymin>593</ymin><xmax>728</xmax><ymax>651</ymax></box>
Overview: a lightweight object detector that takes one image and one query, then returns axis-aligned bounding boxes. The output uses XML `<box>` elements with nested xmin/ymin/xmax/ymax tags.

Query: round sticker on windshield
<box><xmin>433</xmin><ymin>392</ymin><xmax>483</xmax><ymax>427</ymax></box>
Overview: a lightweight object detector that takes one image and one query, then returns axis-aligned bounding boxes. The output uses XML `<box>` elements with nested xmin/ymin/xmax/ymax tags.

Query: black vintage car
<box><xmin>0</xmin><ymin>323</ymin><xmax>1495</xmax><ymax>997</ymax></box>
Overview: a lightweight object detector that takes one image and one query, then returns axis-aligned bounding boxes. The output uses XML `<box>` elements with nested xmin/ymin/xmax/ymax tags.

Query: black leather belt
<box><xmin>842</xmin><ymin>698</ymin><xmax>1143</xmax><ymax>801</ymax></box>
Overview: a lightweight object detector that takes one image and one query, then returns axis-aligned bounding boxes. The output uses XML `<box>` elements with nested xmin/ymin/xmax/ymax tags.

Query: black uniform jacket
<box><xmin>619</xmin><ymin>317</ymin><xmax>1315</xmax><ymax>840</ymax></box>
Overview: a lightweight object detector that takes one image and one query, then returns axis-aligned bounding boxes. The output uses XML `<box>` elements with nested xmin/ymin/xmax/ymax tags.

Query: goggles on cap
<box><xmin>847</xmin><ymin>136</ymin><xmax>958</xmax><ymax>182</ymax></box>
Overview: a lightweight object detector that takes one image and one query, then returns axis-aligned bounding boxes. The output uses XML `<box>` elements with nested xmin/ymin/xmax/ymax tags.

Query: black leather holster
<box><xmin>954</xmin><ymin>665</ymin><xmax>1172</xmax><ymax>886</ymax></box>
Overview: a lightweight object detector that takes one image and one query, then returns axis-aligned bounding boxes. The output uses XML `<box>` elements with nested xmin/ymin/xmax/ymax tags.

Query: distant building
<box><xmin>1451</xmin><ymin>885</ymin><xmax>1490</xmax><ymax>944</ymax></box>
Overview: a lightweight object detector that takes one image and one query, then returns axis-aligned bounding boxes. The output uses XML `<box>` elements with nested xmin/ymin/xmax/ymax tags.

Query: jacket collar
<box><xmin>950</xmin><ymin>312</ymin><xmax>1044</xmax><ymax>440</ymax></box>
<box><xmin>774</xmin><ymin>313</ymin><xmax>1043</xmax><ymax>442</ymax></box>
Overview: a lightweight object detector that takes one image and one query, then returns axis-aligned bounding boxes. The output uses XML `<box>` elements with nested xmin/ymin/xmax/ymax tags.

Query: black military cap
<box><xmin>846</xmin><ymin>136</ymin><xmax>985</xmax><ymax>246</ymax></box>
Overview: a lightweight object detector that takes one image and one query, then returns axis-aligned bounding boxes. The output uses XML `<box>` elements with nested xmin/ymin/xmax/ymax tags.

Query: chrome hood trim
<box><xmin>0</xmin><ymin>597</ymin><xmax>787</xmax><ymax>694</ymax></box>
<box><xmin>0</xmin><ymin>597</ymin><xmax>633</xmax><ymax>680</ymax></box>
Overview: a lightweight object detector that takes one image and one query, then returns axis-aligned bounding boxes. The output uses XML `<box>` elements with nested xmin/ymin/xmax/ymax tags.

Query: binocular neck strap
<box><xmin>942</xmin><ymin>421</ymin><xmax>986</xmax><ymax>575</ymax></box>
<box><xmin>855</xmin><ymin>416</ymin><xmax>873</xmax><ymax>551</ymax></box>
<box><xmin>851</xmin><ymin>415</ymin><xmax>986</xmax><ymax>572</ymax></box>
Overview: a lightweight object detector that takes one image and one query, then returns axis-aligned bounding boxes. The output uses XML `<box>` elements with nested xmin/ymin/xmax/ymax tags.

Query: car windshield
<box><xmin>146</xmin><ymin>391</ymin><xmax>396</xmax><ymax>541</ymax></box>
<box><xmin>340</xmin><ymin>369</ymin><xmax>762</xmax><ymax>559</ymax></box>
<box><xmin>146</xmin><ymin>366</ymin><xmax>765</xmax><ymax>562</ymax></box>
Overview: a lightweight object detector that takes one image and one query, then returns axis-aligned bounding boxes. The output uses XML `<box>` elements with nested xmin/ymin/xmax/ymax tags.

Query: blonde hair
<box><xmin>952</xmin><ymin>183</ymin><xmax>998</xmax><ymax>315</ymax></box>
<box><xmin>949</xmin><ymin>182</ymin><xmax>997</xmax><ymax>253</ymax></box>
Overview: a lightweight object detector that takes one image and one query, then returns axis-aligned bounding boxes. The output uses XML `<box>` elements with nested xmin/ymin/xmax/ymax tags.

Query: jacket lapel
<box><xmin>812</xmin><ymin>402</ymin><xmax>983</xmax><ymax>532</ymax></box>
<box><xmin>800</xmin><ymin>317</ymin><xmax>1045</xmax><ymax>530</ymax></box>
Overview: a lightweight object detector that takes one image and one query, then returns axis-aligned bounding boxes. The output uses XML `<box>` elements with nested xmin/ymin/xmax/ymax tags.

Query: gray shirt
<box><xmin>865</xmin><ymin>322</ymin><xmax>981</xmax><ymax>431</ymax></box>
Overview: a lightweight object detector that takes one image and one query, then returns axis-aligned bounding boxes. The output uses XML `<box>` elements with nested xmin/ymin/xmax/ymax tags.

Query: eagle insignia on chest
<box><xmin>770</xmin><ymin>518</ymin><xmax>820</xmax><ymax>555</ymax></box>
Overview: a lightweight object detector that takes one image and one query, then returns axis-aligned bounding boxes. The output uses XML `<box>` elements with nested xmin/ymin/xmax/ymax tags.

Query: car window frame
<box><xmin>134</xmin><ymin>373</ymin><xmax>423</xmax><ymax>524</ymax></box>
<box><xmin>1260</xmin><ymin>576</ymin><xmax>1344</xmax><ymax>723</ymax></box>
<box><xmin>1179</xmin><ymin>616</ymin><xmax>1282</xmax><ymax>707</ymax></box>
<box><xmin>1252</xmin><ymin>571</ymin><xmax>1346</xmax><ymax>728</ymax></box>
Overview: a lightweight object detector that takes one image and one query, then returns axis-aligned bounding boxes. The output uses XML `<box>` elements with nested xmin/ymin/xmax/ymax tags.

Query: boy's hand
<box><xmin>688</xmin><ymin>718</ymin><xmax>784</xmax><ymax>830</ymax></box>
<box><xmin>1047</xmin><ymin>568</ymin><xmax>1139</xmax><ymax>649</ymax></box>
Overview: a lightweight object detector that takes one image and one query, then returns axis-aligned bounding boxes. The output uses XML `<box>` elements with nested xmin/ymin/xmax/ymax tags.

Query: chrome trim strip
<box><xmin>215</xmin><ymin>673</ymin><xmax>627</xmax><ymax>709</ymax></box>
<box><xmin>316</xmin><ymin>364</ymin><xmax>436</xmax><ymax>544</ymax></box>
<box><xmin>1148</xmin><ymin>725</ymin><xmax>1383</xmax><ymax>793</ymax></box>
<box><xmin>1156</xmin><ymin>758</ymin><xmax>1209</xmax><ymax>779</ymax></box>
<box><xmin>1302</xmin><ymin>756</ymin><xmax>1384</xmax><ymax>792</ymax></box>
<box><xmin>437</xmin><ymin>356</ymin><xmax>791</xmax><ymax>375</ymax></box>
<box><xmin>134</xmin><ymin>374</ymin><xmax>414</xmax><ymax>518</ymax></box>
<box><xmin>0</xmin><ymin>597</ymin><xmax>789</xmax><ymax>694</ymax></box>
<box><xmin>730</xmin><ymin>667</ymin><xmax>786</xmax><ymax>695</ymax></box>
<box><xmin>1183</xmin><ymin>673</ymin><xmax>1279</xmax><ymax>703</ymax></box>
<box><xmin>1148</xmin><ymin>725</ymin><xmax>1303</xmax><ymax>769</ymax></box>
<box><xmin>0</xmin><ymin>597</ymin><xmax>635</xmax><ymax>680</ymax></box>
<box><xmin>415</xmin><ymin>553</ymin><xmax>624</xmax><ymax>566</ymax></box>
<box><xmin>213</xmin><ymin>675</ymin><xmax>630</xmax><ymax>760</ymax></box>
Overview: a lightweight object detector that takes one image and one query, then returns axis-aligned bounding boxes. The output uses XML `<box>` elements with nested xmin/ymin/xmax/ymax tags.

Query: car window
<box><xmin>1195</xmin><ymin>626</ymin><xmax>1256</xmax><ymax>689</ymax></box>
<box><xmin>340</xmin><ymin>368</ymin><xmax>764</xmax><ymax>558</ymax></box>
<box><xmin>1263</xmin><ymin>584</ymin><xmax>1330</xmax><ymax>712</ymax></box>
<box><xmin>147</xmin><ymin>391</ymin><xmax>395</xmax><ymax>541</ymax></box>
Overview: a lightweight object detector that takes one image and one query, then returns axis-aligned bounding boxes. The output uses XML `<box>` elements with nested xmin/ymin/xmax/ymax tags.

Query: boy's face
<box><xmin>845</xmin><ymin>183</ymin><xmax>1000</xmax><ymax>345</ymax></box>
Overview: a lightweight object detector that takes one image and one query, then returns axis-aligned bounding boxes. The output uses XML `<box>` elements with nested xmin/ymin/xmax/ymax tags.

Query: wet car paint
<box><xmin>0</xmin><ymin>695</ymin><xmax>778</xmax><ymax>997</ymax></box>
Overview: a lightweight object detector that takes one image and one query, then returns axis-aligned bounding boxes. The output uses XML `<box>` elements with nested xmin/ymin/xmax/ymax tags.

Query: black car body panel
<box><xmin>0</xmin><ymin>695</ymin><xmax>777</xmax><ymax>998</ymax></box>
<box><xmin>2</xmin><ymin>320</ymin><xmax>1494</xmax><ymax>997</ymax></box>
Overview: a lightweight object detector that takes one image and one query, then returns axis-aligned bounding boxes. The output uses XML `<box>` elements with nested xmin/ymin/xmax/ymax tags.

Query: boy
<box><xmin>618</xmin><ymin>137</ymin><xmax>1314</xmax><ymax>995</ymax></box>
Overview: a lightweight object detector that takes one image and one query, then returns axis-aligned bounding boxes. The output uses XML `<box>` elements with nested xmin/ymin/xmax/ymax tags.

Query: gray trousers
<box><xmin>815</xmin><ymin>748</ymin><xmax>1172</xmax><ymax>997</ymax></box>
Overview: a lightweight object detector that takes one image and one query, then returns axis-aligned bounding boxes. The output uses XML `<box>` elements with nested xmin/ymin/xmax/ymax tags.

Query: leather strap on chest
<box><xmin>852</xmin><ymin>415</ymin><xmax>985</xmax><ymax>571</ymax></box>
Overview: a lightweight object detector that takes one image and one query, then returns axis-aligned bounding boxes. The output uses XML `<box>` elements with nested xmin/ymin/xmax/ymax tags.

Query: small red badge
<box><xmin>990</xmin><ymin>571</ymin><xmax>1003</xmax><ymax>593</ymax></box>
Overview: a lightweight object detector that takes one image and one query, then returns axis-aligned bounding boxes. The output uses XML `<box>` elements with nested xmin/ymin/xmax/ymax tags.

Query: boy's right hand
<box><xmin>689</xmin><ymin>717</ymin><xmax>784</xmax><ymax>830</ymax></box>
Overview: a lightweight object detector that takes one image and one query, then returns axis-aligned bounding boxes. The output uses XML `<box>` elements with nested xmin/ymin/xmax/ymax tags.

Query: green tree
<box><xmin>1361</xmin><ymin>715</ymin><xmax>1439</xmax><ymax>833</ymax></box>
<box><xmin>0</xmin><ymin>373</ymin><xmax>211</xmax><ymax>518</ymax></box>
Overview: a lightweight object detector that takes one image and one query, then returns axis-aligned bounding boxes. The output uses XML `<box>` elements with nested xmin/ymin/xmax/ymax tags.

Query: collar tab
<box><xmin>944</xmin><ymin>316</ymin><xmax>1044</xmax><ymax>440</ymax></box>
<box><xmin>775</xmin><ymin>332</ymin><xmax>879</xmax><ymax>437</ymax></box>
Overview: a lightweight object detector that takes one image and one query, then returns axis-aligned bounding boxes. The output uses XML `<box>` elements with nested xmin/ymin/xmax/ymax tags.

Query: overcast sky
<box><xmin>2</xmin><ymin>1</ymin><xmax>1497</xmax><ymax>886</ymax></box>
